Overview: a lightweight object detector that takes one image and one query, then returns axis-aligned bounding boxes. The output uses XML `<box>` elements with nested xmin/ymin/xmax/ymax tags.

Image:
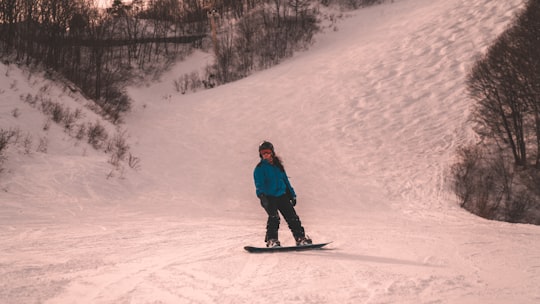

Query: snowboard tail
<box><xmin>244</xmin><ymin>242</ymin><xmax>331</xmax><ymax>253</ymax></box>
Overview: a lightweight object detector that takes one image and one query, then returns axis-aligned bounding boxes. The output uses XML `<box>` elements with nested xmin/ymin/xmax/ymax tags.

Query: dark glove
<box><xmin>290</xmin><ymin>197</ymin><xmax>297</xmax><ymax>206</ymax></box>
<box><xmin>259</xmin><ymin>194</ymin><xmax>269</xmax><ymax>209</ymax></box>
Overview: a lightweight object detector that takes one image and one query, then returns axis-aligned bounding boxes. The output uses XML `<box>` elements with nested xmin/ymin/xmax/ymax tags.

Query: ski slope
<box><xmin>1</xmin><ymin>0</ymin><xmax>540</xmax><ymax>303</ymax></box>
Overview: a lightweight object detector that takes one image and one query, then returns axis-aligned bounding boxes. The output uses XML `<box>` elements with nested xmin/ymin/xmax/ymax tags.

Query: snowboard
<box><xmin>244</xmin><ymin>242</ymin><xmax>331</xmax><ymax>253</ymax></box>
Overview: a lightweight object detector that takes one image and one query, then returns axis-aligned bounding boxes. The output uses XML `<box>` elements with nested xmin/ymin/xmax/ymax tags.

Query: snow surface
<box><xmin>2</xmin><ymin>0</ymin><xmax>540</xmax><ymax>303</ymax></box>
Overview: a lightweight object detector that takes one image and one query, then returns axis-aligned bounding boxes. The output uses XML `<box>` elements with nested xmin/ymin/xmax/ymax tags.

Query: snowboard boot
<box><xmin>296</xmin><ymin>236</ymin><xmax>312</xmax><ymax>246</ymax></box>
<box><xmin>266</xmin><ymin>239</ymin><xmax>281</xmax><ymax>248</ymax></box>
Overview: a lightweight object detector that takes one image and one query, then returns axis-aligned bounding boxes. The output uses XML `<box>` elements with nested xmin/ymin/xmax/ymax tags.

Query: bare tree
<box><xmin>508</xmin><ymin>0</ymin><xmax>540</xmax><ymax>168</ymax></box>
<box><xmin>468</xmin><ymin>36</ymin><xmax>528</xmax><ymax>167</ymax></box>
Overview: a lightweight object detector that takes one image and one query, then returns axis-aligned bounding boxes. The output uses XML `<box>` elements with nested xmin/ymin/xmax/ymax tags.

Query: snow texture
<box><xmin>1</xmin><ymin>0</ymin><xmax>540</xmax><ymax>303</ymax></box>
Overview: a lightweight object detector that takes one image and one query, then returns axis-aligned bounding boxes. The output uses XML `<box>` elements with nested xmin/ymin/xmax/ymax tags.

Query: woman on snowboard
<box><xmin>253</xmin><ymin>141</ymin><xmax>312</xmax><ymax>247</ymax></box>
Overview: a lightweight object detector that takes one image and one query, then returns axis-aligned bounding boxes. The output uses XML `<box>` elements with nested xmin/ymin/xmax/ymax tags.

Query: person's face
<box><xmin>260</xmin><ymin>149</ymin><xmax>273</xmax><ymax>161</ymax></box>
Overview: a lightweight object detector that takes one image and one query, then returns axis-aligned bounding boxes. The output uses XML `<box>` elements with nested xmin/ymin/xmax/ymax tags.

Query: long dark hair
<box><xmin>272</xmin><ymin>154</ymin><xmax>285</xmax><ymax>172</ymax></box>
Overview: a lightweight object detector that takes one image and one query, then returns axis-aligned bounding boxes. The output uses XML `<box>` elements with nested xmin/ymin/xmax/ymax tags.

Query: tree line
<box><xmin>452</xmin><ymin>0</ymin><xmax>540</xmax><ymax>224</ymax></box>
<box><xmin>1</xmin><ymin>0</ymin><xmax>385</xmax><ymax>122</ymax></box>
<box><xmin>0</xmin><ymin>0</ymin><xmax>212</xmax><ymax>122</ymax></box>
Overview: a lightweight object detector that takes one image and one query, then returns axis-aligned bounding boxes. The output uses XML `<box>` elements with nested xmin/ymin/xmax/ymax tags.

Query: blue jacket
<box><xmin>253</xmin><ymin>159</ymin><xmax>296</xmax><ymax>198</ymax></box>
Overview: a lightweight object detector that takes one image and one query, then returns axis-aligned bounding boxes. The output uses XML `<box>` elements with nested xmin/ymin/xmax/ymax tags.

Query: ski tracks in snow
<box><xmin>1</xmin><ymin>218</ymin><xmax>258</xmax><ymax>304</ymax></box>
<box><xmin>2</xmin><ymin>210</ymin><xmax>539</xmax><ymax>303</ymax></box>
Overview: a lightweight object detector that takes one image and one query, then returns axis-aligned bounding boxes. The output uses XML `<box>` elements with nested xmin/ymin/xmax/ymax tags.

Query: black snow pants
<box><xmin>263</xmin><ymin>194</ymin><xmax>305</xmax><ymax>242</ymax></box>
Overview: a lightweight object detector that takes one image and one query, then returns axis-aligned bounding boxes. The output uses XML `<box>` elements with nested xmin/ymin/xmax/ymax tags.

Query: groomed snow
<box><xmin>1</xmin><ymin>0</ymin><xmax>539</xmax><ymax>303</ymax></box>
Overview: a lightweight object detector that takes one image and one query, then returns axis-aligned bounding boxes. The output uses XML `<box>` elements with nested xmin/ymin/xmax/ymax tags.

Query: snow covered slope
<box><xmin>2</xmin><ymin>0</ymin><xmax>540</xmax><ymax>303</ymax></box>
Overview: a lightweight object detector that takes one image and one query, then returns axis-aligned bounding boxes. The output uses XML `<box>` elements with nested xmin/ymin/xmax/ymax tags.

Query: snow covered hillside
<box><xmin>1</xmin><ymin>0</ymin><xmax>540</xmax><ymax>303</ymax></box>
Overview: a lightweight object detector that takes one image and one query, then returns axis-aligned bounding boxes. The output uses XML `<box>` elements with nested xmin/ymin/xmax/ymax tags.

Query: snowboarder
<box><xmin>253</xmin><ymin>141</ymin><xmax>312</xmax><ymax>247</ymax></box>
